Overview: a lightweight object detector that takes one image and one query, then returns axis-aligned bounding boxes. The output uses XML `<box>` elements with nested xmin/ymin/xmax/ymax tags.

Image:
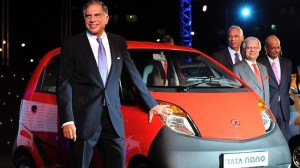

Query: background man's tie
<box><xmin>271</xmin><ymin>61</ymin><xmax>280</xmax><ymax>84</ymax></box>
<box><xmin>234</xmin><ymin>53</ymin><xmax>240</xmax><ymax>64</ymax></box>
<box><xmin>252</xmin><ymin>63</ymin><xmax>263</xmax><ymax>87</ymax></box>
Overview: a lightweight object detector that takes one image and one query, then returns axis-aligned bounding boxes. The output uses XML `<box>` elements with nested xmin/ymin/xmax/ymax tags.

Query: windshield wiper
<box><xmin>177</xmin><ymin>76</ymin><xmax>241</xmax><ymax>92</ymax></box>
<box><xmin>205</xmin><ymin>78</ymin><xmax>242</xmax><ymax>87</ymax></box>
<box><xmin>176</xmin><ymin>76</ymin><xmax>210</xmax><ymax>92</ymax></box>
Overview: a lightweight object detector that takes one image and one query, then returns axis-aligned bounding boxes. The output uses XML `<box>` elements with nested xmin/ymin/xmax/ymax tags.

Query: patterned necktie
<box><xmin>96</xmin><ymin>38</ymin><xmax>107</xmax><ymax>85</ymax></box>
<box><xmin>234</xmin><ymin>53</ymin><xmax>240</xmax><ymax>64</ymax></box>
<box><xmin>252</xmin><ymin>63</ymin><xmax>263</xmax><ymax>87</ymax></box>
<box><xmin>271</xmin><ymin>61</ymin><xmax>280</xmax><ymax>84</ymax></box>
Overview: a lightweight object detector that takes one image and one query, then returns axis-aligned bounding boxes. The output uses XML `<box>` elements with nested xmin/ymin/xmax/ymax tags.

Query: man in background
<box><xmin>258</xmin><ymin>35</ymin><xmax>292</xmax><ymax>141</ymax></box>
<box><xmin>161</xmin><ymin>34</ymin><xmax>174</xmax><ymax>45</ymax></box>
<box><xmin>233</xmin><ymin>36</ymin><xmax>270</xmax><ymax>106</ymax></box>
<box><xmin>211</xmin><ymin>25</ymin><xmax>244</xmax><ymax>70</ymax></box>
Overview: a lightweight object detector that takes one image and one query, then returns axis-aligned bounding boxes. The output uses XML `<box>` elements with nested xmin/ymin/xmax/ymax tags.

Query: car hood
<box><xmin>151</xmin><ymin>91</ymin><xmax>266</xmax><ymax>140</ymax></box>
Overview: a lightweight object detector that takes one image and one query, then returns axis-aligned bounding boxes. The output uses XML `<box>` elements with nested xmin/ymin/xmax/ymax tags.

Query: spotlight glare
<box><xmin>241</xmin><ymin>6</ymin><xmax>251</xmax><ymax>18</ymax></box>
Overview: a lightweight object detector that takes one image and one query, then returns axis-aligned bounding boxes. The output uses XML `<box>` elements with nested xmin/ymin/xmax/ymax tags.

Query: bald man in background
<box><xmin>258</xmin><ymin>35</ymin><xmax>292</xmax><ymax>141</ymax></box>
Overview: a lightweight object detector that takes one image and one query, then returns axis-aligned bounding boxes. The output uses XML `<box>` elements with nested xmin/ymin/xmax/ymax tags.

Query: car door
<box><xmin>26</xmin><ymin>54</ymin><xmax>69</xmax><ymax>166</ymax></box>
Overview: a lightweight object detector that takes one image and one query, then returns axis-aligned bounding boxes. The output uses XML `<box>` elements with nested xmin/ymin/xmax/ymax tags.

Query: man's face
<box><xmin>244</xmin><ymin>40</ymin><xmax>260</xmax><ymax>62</ymax></box>
<box><xmin>265</xmin><ymin>37</ymin><xmax>281</xmax><ymax>59</ymax></box>
<box><xmin>228</xmin><ymin>28</ymin><xmax>244</xmax><ymax>51</ymax></box>
<box><xmin>84</xmin><ymin>4</ymin><xmax>109</xmax><ymax>37</ymax></box>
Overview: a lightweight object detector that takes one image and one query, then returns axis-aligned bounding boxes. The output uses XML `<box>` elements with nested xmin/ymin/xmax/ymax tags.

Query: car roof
<box><xmin>126</xmin><ymin>41</ymin><xmax>202</xmax><ymax>53</ymax></box>
<box><xmin>45</xmin><ymin>41</ymin><xmax>209</xmax><ymax>62</ymax></box>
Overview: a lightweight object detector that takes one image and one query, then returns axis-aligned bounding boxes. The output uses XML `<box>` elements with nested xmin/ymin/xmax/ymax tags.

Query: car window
<box><xmin>129</xmin><ymin>49</ymin><xmax>242</xmax><ymax>88</ymax></box>
<box><xmin>36</xmin><ymin>56</ymin><xmax>59</xmax><ymax>93</ymax></box>
<box><xmin>34</xmin><ymin>49</ymin><xmax>242</xmax><ymax>95</ymax></box>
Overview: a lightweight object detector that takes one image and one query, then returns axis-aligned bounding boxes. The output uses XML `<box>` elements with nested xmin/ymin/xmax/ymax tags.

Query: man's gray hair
<box><xmin>241</xmin><ymin>36</ymin><xmax>261</xmax><ymax>51</ymax></box>
<box><xmin>228</xmin><ymin>25</ymin><xmax>243</xmax><ymax>36</ymax></box>
<box><xmin>82</xmin><ymin>0</ymin><xmax>108</xmax><ymax>17</ymax></box>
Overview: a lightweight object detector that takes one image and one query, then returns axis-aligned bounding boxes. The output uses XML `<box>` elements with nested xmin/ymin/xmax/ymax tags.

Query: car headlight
<box><xmin>158</xmin><ymin>101</ymin><xmax>196</xmax><ymax>136</ymax></box>
<box><xmin>258</xmin><ymin>100</ymin><xmax>276</xmax><ymax>133</ymax></box>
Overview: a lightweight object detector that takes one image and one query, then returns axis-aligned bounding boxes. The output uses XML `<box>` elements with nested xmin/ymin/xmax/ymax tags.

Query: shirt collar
<box><xmin>267</xmin><ymin>56</ymin><xmax>279</xmax><ymax>65</ymax></box>
<box><xmin>245</xmin><ymin>59</ymin><xmax>257</xmax><ymax>66</ymax></box>
<box><xmin>86</xmin><ymin>31</ymin><xmax>107</xmax><ymax>41</ymax></box>
<box><xmin>228</xmin><ymin>46</ymin><xmax>240</xmax><ymax>55</ymax></box>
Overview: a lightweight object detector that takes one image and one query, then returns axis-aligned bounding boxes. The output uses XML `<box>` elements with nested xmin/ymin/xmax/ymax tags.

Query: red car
<box><xmin>12</xmin><ymin>41</ymin><xmax>291</xmax><ymax>168</ymax></box>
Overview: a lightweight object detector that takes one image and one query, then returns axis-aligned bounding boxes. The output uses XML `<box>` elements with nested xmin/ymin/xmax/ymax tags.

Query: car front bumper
<box><xmin>148</xmin><ymin>125</ymin><xmax>291</xmax><ymax>168</ymax></box>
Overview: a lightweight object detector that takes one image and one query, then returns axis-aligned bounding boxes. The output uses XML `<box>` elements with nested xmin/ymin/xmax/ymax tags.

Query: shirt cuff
<box><xmin>62</xmin><ymin>121</ymin><xmax>74</xmax><ymax>128</ymax></box>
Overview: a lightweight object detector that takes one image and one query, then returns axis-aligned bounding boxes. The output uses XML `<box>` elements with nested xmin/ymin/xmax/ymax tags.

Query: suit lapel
<box><xmin>257</xmin><ymin>63</ymin><xmax>268</xmax><ymax>90</ymax></box>
<box><xmin>105</xmin><ymin>33</ymin><xmax>119</xmax><ymax>85</ymax></box>
<box><xmin>78</xmin><ymin>32</ymin><xmax>103</xmax><ymax>84</ymax></box>
<box><xmin>225</xmin><ymin>49</ymin><xmax>234</xmax><ymax>67</ymax></box>
<box><xmin>263</xmin><ymin>57</ymin><xmax>278</xmax><ymax>85</ymax></box>
<box><xmin>279</xmin><ymin>57</ymin><xmax>286</xmax><ymax>84</ymax></box>
<box><xmin>242</xmin><ymin>60</ymin><xmax>263</xmax><ymax>90</ymax></box>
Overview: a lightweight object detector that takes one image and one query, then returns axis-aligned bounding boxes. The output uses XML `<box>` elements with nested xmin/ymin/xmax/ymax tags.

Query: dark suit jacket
<box><xmin>258</xmin><ymin>56</ymin><xmax>292</xmax><ymax>121</ymax></box>
<box><xmin>233</xmin><ymin>59</ymin><xmax>270</xmax><ymax>106</ymax></box>
<box><xmin>211</xmin><ymin>48</ymin><xmax>234</xmax><ymax>70</ymax></box>
<box><xmin>56</xmin><ymin>31</ymin><xmax>158</xmax><ymax>139</ymax></box>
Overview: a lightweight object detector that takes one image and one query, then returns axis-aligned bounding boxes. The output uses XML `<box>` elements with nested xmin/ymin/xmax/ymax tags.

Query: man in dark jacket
<box><xmin>56</xmin><ymin>1</ymin><xmax>172</xmax><ymax>167</ymax></box>
<box><xmin>211</xmin><ymin>25</ymin><xmax>244</xmax><ymax>70</ymax></box>
<box><xmin>258</xmin><ymin>35</ymin><xmax>292</xmax><ymax>141</ymax></box>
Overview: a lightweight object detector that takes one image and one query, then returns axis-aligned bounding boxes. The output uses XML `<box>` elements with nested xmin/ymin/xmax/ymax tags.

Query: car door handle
<box><xmin>31</xmin><ymin>105</ymin><xmax>37</xmax><ymax>113</ymax></box>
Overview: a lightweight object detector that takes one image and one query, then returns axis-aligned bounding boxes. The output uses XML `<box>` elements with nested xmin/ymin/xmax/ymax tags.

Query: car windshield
<box><xmin>129</xmin><ymin>49</ymin><xmax>242</xmax><ymax>89</ymax></box>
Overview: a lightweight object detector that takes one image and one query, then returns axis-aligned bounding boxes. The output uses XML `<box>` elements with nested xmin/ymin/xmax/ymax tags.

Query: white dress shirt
<box><xmin>228</xmin><ymin>46</ymin><xmax>242</xmax><ymax>64</ymax></box>
<box><xmin>87</xmin><ymin>31</ymin><xmax>112</xmax><ymax>74</ymax></box>
<box><xmin>267</xmin><ymin>56</ymin><xmax>281</xmax><ymax>80</ymax></box>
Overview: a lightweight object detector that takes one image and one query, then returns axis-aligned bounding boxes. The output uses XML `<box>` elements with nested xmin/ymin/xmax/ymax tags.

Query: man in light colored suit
<box><xmin>211</xmin><ymin>25</ymin><xmax>244</xmax><ymax>70</ymax></box>
<box><xmin>56</xmin><ymin>1</ymin><xmax>172</xmax><ymax>167</ymax></box>
<box><xmin>233</xmin><ymin>37</ymin><xmax>270</xmax><ymax>106</ymax></box>
<box><xmin>258</xmin><ymin>35</ymin><xmax>292</xmax><ymax>141</ymax></box>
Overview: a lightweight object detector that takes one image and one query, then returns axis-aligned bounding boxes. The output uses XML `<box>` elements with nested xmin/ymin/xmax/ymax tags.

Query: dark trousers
<box><xmin>275</xmin><ymin>101</ymin><xmax>291</xmax><ymax>141</ymax></box>
<box><xmin>70</xmin><ymin>107</ymin><xmax>125</xmax><ymax>168</ymax></box>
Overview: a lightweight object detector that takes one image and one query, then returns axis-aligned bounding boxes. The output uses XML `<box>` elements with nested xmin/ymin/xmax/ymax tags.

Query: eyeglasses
<box><xmin>246</xmin><ymin>46</ymin><xmax>259</xmax><ymax>50</ymax></box>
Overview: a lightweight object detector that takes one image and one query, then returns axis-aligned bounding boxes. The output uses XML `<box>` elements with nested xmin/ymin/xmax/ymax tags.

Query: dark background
<box><xmin>0</xmin><ymin>0</ymin><xmax>300</xmax><ymax>166</ymax></box>
<box><xmin>2</xmin><ymin>0</ymin><xmax>300</xmax><ymax>68</ymax></box>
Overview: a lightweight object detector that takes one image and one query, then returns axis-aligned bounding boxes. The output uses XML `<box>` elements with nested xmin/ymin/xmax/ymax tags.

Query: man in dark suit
<box><xmin>211</xmin><ymin>25</ymin><xmax>244</xmax><ymax>70</ymax></box>
<box><xmin>233</xmin><ymin>36</ymin><xmax>270</xmax><ymax>106</ymax></box>
<box><xmin>56</xmin><ymin>1</ymin><xmax>172</xmax><ymax>167</ymax></box>
<box><xmin>258</xmin><ymin>35</ymin><xmax>292</xmax><ymax>141</ymax></box>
